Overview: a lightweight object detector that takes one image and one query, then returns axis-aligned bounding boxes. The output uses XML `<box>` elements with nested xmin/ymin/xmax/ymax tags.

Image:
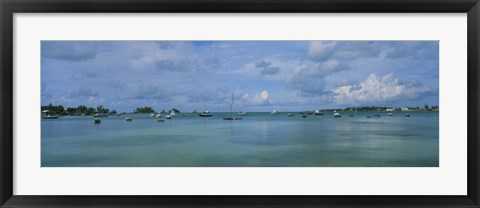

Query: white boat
<box><xmin>270</xmin><ymin>109</ymin><xmax>278</xmax><ymax>115</ymax></box>
<box><xmin>42</xmin><ymin>115</ymin><xmax>59</xmax><ymax>119</ymax></box>
<box><xmin>314</xmin><ymin>110</ymin><xmax>323</xmax><ymax>115</ymax></box>
<box><xmin>125</xmin><ymin>117</ymin><xmax>132</xmax><ymax>122</ymax></box>
<box><xmin>388</xmin><ymin>113</ymin><xmax>393</xmax><ymax>116</ymax></box>
<box><xmin>170</xmin><ymin>111</ymin><xmax>176</xmax><ymax>116</ymax></box>
<box><xmin>166</xmin><ymin>115</ymin><xmax>172</xmax><ymax>119</ymax></box>
<box><xmin>198</xmin><ymin>111</ymin><xmax>213</xmax><ymax>117</ymax></box>
<box><xmin>333</xmin><ymin>110</ymin><xmax>341</xmax><ymax>117</ymax></box>
<box><xmin>92</xmin><ymin>117</ymin><xmax>101</xmax><ymax>124</ymax></box>
<box><xmin>150</xmin><ymin>113</ymin><xmax>155</xmax><ymax>117</ymax></box>
<box><xmin>238</xmin><ymin>111</ymin><xmax>247</xmax><ymax>116</ymax></box>
<box><xmin>156</xmin><ymin>113</ymin><xmax>162</xmax><ymax>118</ymax></box>
<box><xmin>41</xmin><ymin>110</ymin><xmax>59</xmax><ymax>119</ymax></box>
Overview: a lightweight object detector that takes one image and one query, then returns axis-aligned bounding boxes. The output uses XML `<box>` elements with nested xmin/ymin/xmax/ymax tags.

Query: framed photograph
<box><xmin>1</xmin><ymin>0</ymin><xmax>479</xmax><ymax>207</ymax></box>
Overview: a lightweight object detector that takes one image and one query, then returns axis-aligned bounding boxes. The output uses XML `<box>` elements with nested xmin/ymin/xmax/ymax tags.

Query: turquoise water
<box><xmin>41</xmin><ymin>112</ymin><xmax>439</xmax><ymax>167</ymax></box>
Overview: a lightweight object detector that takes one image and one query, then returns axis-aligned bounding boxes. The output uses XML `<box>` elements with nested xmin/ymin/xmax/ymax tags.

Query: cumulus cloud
<box><xmin>308</xmin><ymin>41</ymin><xmax>337</xmax><ymax>62</ymax></box>
<box><xmin>332</xmin><ymin>73</ymin><xmax>431</xmax><ymax>105</ymax></box>
<box><xmin>240</xmin><ymin>90</ymin><xmax>271</xmax><ymax>106</ymax></box>
<box><xmin>287</xmin><ymin>60</ymin><xmax>349</xmax><ymax>96</ymax></box>
<box><xmin>252</xmin><ymin>90</ymin><xmax>270</xmax><ymax>105</ymax></box>
<box><xmin>42</xmin><ymin>41</ymin><xmax>97</xmax><ymax>61</ymax></box>
<box><xmin>255</xmin><ymin>60</ymin><xmax>280</xmax><ymax>76</ymax></box>
<box><xmin>41</xmin><ymin>41</ymin><xmax>438</xmax><ymax>111</ymax></box>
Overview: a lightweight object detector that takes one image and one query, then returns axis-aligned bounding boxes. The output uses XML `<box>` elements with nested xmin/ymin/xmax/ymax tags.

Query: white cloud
<box><xmin>251</xmin><ymin>90</ymin><xmax>270</xmax><ymax>105</ymax></box>
<box><xmin>308</xmin><ymin>41</ymin><xmax>337</xmax><ymax>61</ymax></box>
<box><xmin>286</xmin><ymin>60</ymin><xmax>349</xmax><ymax>96</ymax></box>
<box><xmin>332</xmin><ymin>73</ymin><xmax>431</xmax><ymax>105</ymax></box>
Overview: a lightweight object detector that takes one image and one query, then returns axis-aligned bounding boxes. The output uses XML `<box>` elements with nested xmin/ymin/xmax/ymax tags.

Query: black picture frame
<box><xmin>1</xmin><ymin>0</ymin><xmax>479</xmax><ymax>207</ymax></box>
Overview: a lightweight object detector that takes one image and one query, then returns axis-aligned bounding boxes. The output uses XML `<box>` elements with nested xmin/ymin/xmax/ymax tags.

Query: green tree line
<box><xmin>41</xmin><ymin>103</ymin><xmax>117</xmax><ymax>116</ymax></box>
<box><xmin>339</xmin><ymin>105</ymin><xmax>439</xmax><ymax>112</ymax></box>
<box><xmin>134</xmin><ymin>106</ymin><xmax>155</xmax><ymax>113</ymax></box>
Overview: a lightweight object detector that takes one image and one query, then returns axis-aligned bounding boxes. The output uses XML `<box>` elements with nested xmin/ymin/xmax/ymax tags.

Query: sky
<box><xmin>41</xmin><ymin>41</ymin><xmax>439</xmax><ymax>112</ymax></box>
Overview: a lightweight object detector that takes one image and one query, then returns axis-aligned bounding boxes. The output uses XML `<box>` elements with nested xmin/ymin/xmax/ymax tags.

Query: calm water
<box><xmin>41</xmin><ymin>111</ymin><xmax>439</xmax><ymax>167</ymax></box>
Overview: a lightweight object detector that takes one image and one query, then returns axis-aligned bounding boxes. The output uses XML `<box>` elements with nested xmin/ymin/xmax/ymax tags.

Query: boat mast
<box><xmin>230</xmin><ymin>91</ymin><xmax>234</xmax><ymax>118</ymax></box>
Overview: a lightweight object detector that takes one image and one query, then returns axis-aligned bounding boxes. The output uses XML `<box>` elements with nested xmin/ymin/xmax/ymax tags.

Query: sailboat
<box><xmin>223</xmin><ymin>91</ymin><xmax>242</xmax><ymax>120</ymax></box>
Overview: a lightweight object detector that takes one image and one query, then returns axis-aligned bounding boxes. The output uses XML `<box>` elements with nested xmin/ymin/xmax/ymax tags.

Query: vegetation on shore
<box><xmin>41</xmin><ymin>103</ymin><xmax>116</xmax><ymax>116</ymax></box>
<box><xmin>42</xmin><ymin>103</ymin><xmax>438</xmax><ymax>116</ymax></box>
<box><xmin>338</xmin><ymin>105</ymin><xmax>439</xmax><ymax>112</ymax></box>
<box><xmin>134</xmin><ymin>106</ymin><xmax>155</xmax><ymax>113</ymax></box>
<box><xmin>41</xmin><ymin>104</ymin><xmax>183</xmax><ymax>116</ymax></box>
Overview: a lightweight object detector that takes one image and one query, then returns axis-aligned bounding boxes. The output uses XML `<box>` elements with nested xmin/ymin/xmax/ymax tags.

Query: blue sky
<box><xmin>41</xmin><ymin>41</ymin><xmax>439</xmax><ymax>112</ymax></box>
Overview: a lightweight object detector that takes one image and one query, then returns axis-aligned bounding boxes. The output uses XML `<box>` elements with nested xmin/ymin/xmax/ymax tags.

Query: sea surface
<box><xmin>41</xmin><ymin>111</ymin><xmax>439</xmax><ymax>167</ymax></box>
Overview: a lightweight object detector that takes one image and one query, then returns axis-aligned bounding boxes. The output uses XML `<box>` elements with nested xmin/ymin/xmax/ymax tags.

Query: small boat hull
<box><xmin>42</xmin><ymin>116</ymin><xmax>59</xmax><ymax>119</ymax></box>
<box><xmin>223</xmin><ymin>117</ymin><xmax>242</xmax><ymax>120</ymax></box>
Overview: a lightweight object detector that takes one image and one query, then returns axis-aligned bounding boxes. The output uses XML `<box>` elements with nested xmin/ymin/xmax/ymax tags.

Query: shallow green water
<box><xmin>41</xmin><ymin>111</ymin><xmax>439</xmax><ymax>167</ymax></box>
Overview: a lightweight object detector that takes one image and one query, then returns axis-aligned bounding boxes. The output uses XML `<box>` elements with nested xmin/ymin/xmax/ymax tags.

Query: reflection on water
<box><xmin>42</xmin><ymin>112</ymin><xmax>439</xmax><ymax>167</ymax></box>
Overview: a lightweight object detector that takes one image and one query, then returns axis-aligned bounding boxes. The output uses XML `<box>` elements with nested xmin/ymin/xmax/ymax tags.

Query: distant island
<box><xmin>326</xmin><ymin>105</ymin><xmax>439</xmax><ymax>112</ymax></box>
<box><xmin>41</xmin><ymin>103</ymin><xmax>439</xmax><ymax>117</ymax></box>
<box><xmin>41</xmin><ymin>103</ymin><xmax>185</xmax><ymax>116</ymax></box>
